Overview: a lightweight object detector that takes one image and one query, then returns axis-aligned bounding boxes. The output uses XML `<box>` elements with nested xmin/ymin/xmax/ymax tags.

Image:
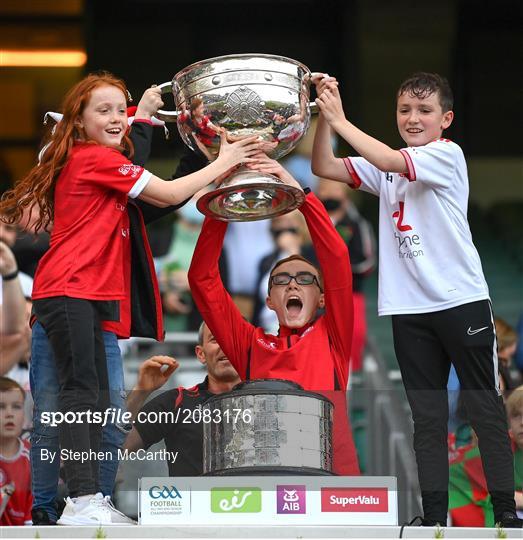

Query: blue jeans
<box><xmin>30</xmin><ymin>322</ymin><xmax>127</xmax><ymax>520</ymax></box>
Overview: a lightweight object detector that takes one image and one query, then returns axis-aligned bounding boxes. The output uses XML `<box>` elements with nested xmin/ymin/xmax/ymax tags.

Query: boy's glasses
<box><xmin>269</xmin><ymin>271</ymin><xmax>322</xmax><ymax>291</ymax></box>
<box><xmin>271</xmin><ymin>227</ymin><xmax>299</xmax><ymax>239</ymax></box>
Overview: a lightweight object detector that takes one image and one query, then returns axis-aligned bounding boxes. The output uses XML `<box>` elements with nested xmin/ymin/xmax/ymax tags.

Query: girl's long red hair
<box><xmin>0</xmin><ymin>71</ymin><xmax>134</xmax><ymax>233</ymax></box>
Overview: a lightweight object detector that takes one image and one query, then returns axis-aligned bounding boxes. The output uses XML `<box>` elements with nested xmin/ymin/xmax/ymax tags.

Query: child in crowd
<box><xmin>0</xmin><ymin>377</ymin><xmax>32</xmax><ymax>526</ymax></box>
<box><xmin>507</xmin><ymin>386</ymin><xmax>523</xmax><ymax>517</ymax></box>
<box><xmin>311</xmin><ymin>71</ymin><xmax>521</xmax><ymax>528</ymax></box>
<box><xmin>448</xmin><ymin>385</ymin><xmax>523</xmax><ymax>526</ymax></box>
<box><xmin>495</xmin><ymin>318</ymin><xmax>521</xmax><ymax>395</ymax></box>
<box><xmin>0</xmin><ymin>71</ymin><xmax>260</xmax><ymax>525</ymax></box>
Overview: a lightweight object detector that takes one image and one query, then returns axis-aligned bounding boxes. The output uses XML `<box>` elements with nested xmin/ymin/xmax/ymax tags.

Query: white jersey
<box><xmin>343</xmin><ymin>138</ymin><xmax>489</xmax><ymax>316</ymax></box>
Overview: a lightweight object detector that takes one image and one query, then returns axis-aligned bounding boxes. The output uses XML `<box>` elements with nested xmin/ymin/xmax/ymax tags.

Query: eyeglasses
<box><xmin>269</xmin><ymin>271</ymin><xmax>322</xmax><ymax>291</ymax></box>
<box><xmin>271</xmin><ymin>227</ymin><xmax>299</xmax><ymax>239</ymax></box>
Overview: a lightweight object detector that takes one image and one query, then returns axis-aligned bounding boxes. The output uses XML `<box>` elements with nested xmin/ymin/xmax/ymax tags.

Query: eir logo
<box><xmin>392</xmin><ymin>201</ymin><xmax>412</xmax><ymax>232</ymax></box>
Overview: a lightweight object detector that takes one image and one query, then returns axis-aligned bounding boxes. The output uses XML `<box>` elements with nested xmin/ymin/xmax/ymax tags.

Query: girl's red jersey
<box><xmin>33</xmin><ymin>143</ymin><xmax>151</xmax><ymax>302</ymax></box>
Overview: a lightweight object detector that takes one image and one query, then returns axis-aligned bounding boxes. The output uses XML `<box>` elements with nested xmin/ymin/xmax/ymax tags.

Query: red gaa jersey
<box><xmin>188</xmin><ymin>193</ymin><xmax>360</xmax><ymax>474</ymax></box>
<box><xmin>32</xmin><ymin>143</ymin><xmax>151</xmax><ymax>302</ymax></box>
<box><xmin>0</xmin><ymin>439</ymin><xmax>32</xmax><ymax>526</ymax></box>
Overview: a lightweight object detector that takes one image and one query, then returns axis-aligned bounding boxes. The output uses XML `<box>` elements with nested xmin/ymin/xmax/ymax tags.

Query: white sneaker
<box><xmin>57</xmin><ymin>492</ymin><xmax>136</xmax><ymax>525</ymax></box>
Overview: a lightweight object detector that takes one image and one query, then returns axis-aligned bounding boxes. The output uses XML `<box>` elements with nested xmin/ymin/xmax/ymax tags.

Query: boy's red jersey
<box><xmin>0</xmin><ymin>439</ymin><xmax>32</xmax><ymax>526</ymax></box>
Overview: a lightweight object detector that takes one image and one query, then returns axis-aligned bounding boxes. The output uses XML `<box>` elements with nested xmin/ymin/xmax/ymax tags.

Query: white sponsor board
<box><xmin>139</xmin><ymin>476</ymin><xmax>397</xmax><ymax>526</ymax></box>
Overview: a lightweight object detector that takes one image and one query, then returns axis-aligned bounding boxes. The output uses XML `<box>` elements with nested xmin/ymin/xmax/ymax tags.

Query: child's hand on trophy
<box><xmin>216</xmin><ymin>131</ymin><xmax>261</xmax><ymax>169</ymax></box>
<box><xmin>247</xmin><ymin>153</ymin><xmax>303</xmax><ymax>191</ymax></box>
<box><xmin>311</xmin><ymin>72</ymin><xmax>338</xmax><ymax>98</ymax></box>
<box><xmin>315</xmin><ymin>83</ymin><xmax>346</xmax><ymax>128</ymax></box>
<box><xmin>135</xmin><ymin>85</ymin><xmax>164</xmax><ymax>120</ymax></box>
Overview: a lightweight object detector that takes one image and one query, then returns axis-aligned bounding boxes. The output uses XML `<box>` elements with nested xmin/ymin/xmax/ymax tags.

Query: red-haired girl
<box><xmin>0</xmin><ymin>71</ymin><xmax>259</xmax><ymax>525</ymax></box>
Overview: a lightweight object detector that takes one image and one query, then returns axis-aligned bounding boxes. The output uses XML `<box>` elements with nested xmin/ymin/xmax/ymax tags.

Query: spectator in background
<box><xmin>316</xmin><ymin>179</ymin><xmax>376</xmax><ymax>372</ymax></box>
<box><xmin>507</xmin><ymin>386</ymin><xmax>523</xmax><ymax>517</ymax></box>
<box><xmin>448</xmin><ymin>385</ymin><xmax>523</xmax><ymax>526</ymax></box>
<box><xmin>252</xmin><ymin>210</ymin><xmax>314</xmax><ymax>333</ymax></box>
<box><xmin>0</xmin><ymin>224</ymin><xmax>33</xmax><ymax>391</ymax></box>
<box><xmin>0</xmin><ymin>377</ymin><xmax>32</xmax><ymax>526</ymax></box>
<box><xmin>1</xmin><ymin>273</ymin><xmax>32</xmax><ymax>433</ymax></box>
<box><xmin>11</xmin><ymin>205</ymin><xmax>50</xmax><ymax>278</ymax></box>
<box><xmin>515</xmin><ymin>313</ymin><xmax>523</xmax><ymax>378</ymax></box>
<box><xmin>124</xmin><ymin>321</ymin><xmax>241</xmax><ymax>475</ymax></box>
<box><xmin>157</xmin><ymin>188</ymin><xmax>208</xmax><ymax>333</ymax></box>
<box><xmin>495</xmin><ymin>318</ymin><xmax>522</xmax><ymax>396</ymax></box>
<box><xmin>0</xmin><ymin>224</ymin><xmax>27</xmax><ymax>337</ymax></box>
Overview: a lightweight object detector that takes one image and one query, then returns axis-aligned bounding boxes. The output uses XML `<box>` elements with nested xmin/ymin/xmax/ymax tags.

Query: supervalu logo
<box><xmin>321</xmin><ymin>487</ymin><xmax>388</xmax><ymax>512</ymax></box>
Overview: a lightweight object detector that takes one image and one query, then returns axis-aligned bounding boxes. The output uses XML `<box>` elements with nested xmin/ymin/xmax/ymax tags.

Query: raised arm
<box><xmin>315</xmin><ymin>82</ymin><xmax>408</xmax><ymax>174</ymax></box>
<box><xmin>300</xmin><ymin>191</ymin><xmax>353</xmax><ymax>387</ymax></box>
<box><xmin>311</xmin><ymin>75</ymin><xmax>351</xmax><ymax>182</ymax></box>
<box><xmin>188</xmin><ymin>218</ymin><xmax>254</xmax><ymax>379</ymax></box>
<box><xmin>311</xmin><ymin>113</ymin><xmax>351</xmax><ymax>182</ymax></box>
<box><xmin>246</xmin><ymin>154</ymin><xmax>352</xmax><ymax>385</ymax></box>
<box><xmin>124</xmin><ymin>355</ymin><xmax>178</xmax><ymax>452</ymax></box>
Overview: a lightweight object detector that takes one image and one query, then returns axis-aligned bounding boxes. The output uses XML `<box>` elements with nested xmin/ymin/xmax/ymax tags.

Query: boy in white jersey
<box><xmin>311</xmin><ymin>72</ymin><xmax>521</xmax><ymax>529</ymax></box>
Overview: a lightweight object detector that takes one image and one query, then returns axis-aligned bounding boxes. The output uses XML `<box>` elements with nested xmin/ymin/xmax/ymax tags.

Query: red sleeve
<box><xmin>83</xmin><ymin>146</ymin><xmax>151</xmax><ymax>196</ymax></box>
<box><xmin>188</xmin><ymin>217</ymin><xmax>255</xmax><ymax>379</ymax></box>
<box><xmin>299</xmin><ymin>193</ymin><xmax>353</xmax><ymax>387</ymax></box>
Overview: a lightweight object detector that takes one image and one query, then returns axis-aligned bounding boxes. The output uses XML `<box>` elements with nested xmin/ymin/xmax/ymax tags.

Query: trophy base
<box><xmin>196</xmin><ymin>169</ymin><xmax>305</xmax><ymax>222</ymax></box>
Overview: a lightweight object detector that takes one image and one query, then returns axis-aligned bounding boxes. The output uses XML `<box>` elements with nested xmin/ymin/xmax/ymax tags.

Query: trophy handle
<box><xmin>155</xmin><ymin>81</ymin><xmax>179</xmax><ymax>122</ymax></box>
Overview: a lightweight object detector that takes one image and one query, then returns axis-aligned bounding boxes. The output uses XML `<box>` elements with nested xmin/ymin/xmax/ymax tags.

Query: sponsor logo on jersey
<box><xmin>392</xmin><ymin>201</ymin><xmax>412</xmax><ymax>232</ymax></box>
<box><xmin>392</xmin><ymin>201</ymin><xmax>425</xmax><ymax>260</ymax></box>
<box><xmin>118</xmin><ymin>164</ymin><xmax>142</xmax><ymax>178</ymax></box>
<box><xmin>257</xmin><ymin>338</ymin><xmax>277</xmax><ymax>350</ymax></box>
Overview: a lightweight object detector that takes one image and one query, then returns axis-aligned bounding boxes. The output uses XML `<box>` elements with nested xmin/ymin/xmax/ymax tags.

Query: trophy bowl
<box><xmin>156</xmin><ymin>53</ymin><xmax>317</xmax><ymax>221</ymax></box>
<box><xmin>202</xmin><ymin>379</ymin><xmax>334</xmax><ymax>475</ymax></box>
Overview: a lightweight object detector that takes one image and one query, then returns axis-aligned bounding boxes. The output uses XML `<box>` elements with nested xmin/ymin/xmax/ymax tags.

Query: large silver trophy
<box><xmin>202</xmin><ymin>380</ymin><xmax>334</xmax><ymax>476</ymax></box>
<box><xmin>156</xmin><ymin>54</ymin><xmax>317</xmax><ymax>221</ymax></box>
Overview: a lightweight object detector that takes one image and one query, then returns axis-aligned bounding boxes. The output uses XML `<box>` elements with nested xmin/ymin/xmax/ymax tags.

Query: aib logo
<box><xmin>277</xmin><ymin>485</ymin><xmax>306</xmax><ymax>514</ymax></box>
<box><xmin>392</xmin><ymin>201</ymin><xmax>412</xmax><ymax>232</ymax></box>
<box><xmin>149</xmin><ymin>485</ymin><xmax>182</xmax><ymax>499</ymax></box>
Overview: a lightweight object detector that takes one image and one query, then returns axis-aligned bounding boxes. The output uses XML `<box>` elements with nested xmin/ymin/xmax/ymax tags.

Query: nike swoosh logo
<box><xmin>467</xmin><ymin>326</ymin><xmax>488</xmax><ymax>336</ymax></box>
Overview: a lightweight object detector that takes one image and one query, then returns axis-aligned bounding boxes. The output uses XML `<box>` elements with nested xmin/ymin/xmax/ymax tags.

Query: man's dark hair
<box><xmin>397</xmin><ymin>72</ymin><xmax>453</xmax><ymax>112</ymax></box>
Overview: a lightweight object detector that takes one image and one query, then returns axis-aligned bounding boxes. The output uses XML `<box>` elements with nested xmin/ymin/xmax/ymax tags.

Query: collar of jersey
<box><xmin>278</xmin><ymin>320</ymin><xmax>314</xmax><ymax>338</ymax></box>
